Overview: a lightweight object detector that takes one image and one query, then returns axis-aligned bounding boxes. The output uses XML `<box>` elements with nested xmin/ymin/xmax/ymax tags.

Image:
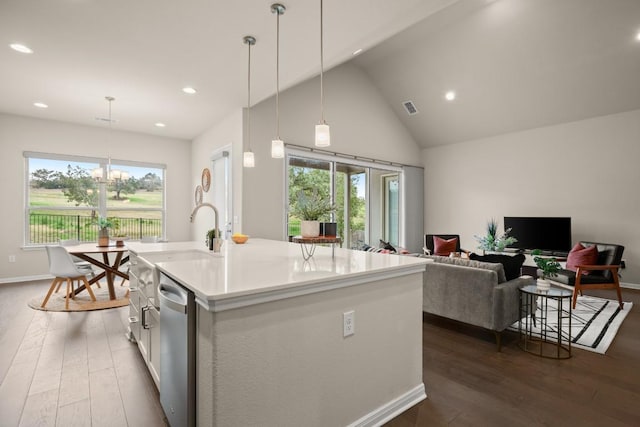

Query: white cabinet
<box><xmin>128</xmin><ymin>253</ymin><xmax>161</xmax><ymax>388</ymax></box>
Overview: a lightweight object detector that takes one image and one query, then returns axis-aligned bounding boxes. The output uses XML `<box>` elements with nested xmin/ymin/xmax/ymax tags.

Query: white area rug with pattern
<box><xmin>510</xmin><ymin>294</ymin><xmax>633</xmax><ymax>354</ymax></box>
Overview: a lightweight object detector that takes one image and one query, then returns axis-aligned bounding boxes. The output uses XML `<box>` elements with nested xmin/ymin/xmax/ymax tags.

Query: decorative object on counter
<box><xmin>195</xmin><ymin>184</ymin><xmax>203</xmax><ymax>205</ymax></box>
<box><xmin>96</xmin><ymin>216</ymin><xmax>113</xmax><ymax>247</ymax></box>
<box><xmin>201</xmin><ymin>168</ymin><xmax>211</xmax><ymax>192</ymax></box>
<box><xmin>242</xmin><ymin>35</ymin><xmax>257</xmax><ymax>168</ymax></box>
<box><xmin>292</xmin><ymin>189</ymin><xmax>335</xmax><ymax>237</ymax></box>
<box><xmin>320</xmin><ymin>221</ymin><xmax>337</xmax><ymax>237</ymax></box>
<box><xmin>270</xmin><ymin>3</ymin><xmax>286</xmax><ymax>159</ymax></box>
<box><xmin>206</xmin><ymin>229</ymin><xmax>221</xmax><ymax>251</ymax></box>
<box><xmin>474</xmin><ymin>218</ymin><xmax>517</xmax><ymax>253</ymax></box>
<box><xmin>531</xmin><ymin>249</ymin><xmax>561</xmax><ymax>291</ymax></box>
<box><xmin>232</xmin><ymin>233</ymin><xmax>249</xmax><ymax>244</ymax></box>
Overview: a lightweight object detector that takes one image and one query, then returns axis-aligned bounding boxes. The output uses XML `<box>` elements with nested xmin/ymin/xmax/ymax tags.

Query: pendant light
<box><xmin>270</xmin><ymin>3</ymin><xmax>286</xmax><ymax>159</ymax></box>
<box><xmin>243</xmin><ymin>35</ymin><xmax>257</xmax><ymax>168</ymax></box>
<box><xmin>92</xmin><ymin>96</ymin><xmax>127</xmax><ymax>182</ymax></box>
<box><xmin>315</xmin><ymin>0</ymin><xmax>330</xmax><ymax>147</ymax></box>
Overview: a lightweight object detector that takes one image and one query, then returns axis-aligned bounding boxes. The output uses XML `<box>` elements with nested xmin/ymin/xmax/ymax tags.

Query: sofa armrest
<box><xmin>492</xmin><ymin>276</ymin><xmax>535</xmax><ymax>332</ymax></box>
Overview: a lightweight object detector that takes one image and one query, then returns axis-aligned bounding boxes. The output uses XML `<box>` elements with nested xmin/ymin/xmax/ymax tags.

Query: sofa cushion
<box><xmin>469</xmin><ymin>253</ymin><xmax>525</xmax><ymax>281</ymax></box>
<box><xmin>424</xmin><ymin>255</ymin><xmax>507</xmax><ymax>283</ymax></box>
<box><xmin>433</xmin><ymin>236</ymin><xmax>458</xmax><ymax>256</ymax></box>
<box><xmin>566</xmin><ymin>243</ymin><xmax>598</xmax><ymax>275</ymax></box>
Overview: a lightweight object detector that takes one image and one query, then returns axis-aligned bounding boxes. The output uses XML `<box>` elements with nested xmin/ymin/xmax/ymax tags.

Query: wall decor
<box><xmin>195</xmin><ymin>184</ymin><xmax>203</xmax><ymax>205</ymax></box>
<box><xmin>202</xmin><ymin>168</ymin><xmax>211</xmax><ymax>192</ymax></box>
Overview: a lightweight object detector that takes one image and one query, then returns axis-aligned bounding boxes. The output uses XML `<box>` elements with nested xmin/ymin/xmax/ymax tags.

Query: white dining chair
<box><xmin>42</xmin><ymin>245</ymin><xmax>97</xmax><ymax>310</ymax></box>
<box><xmin>58</xmin><ymin>239</ymin><xmax>101</xmax><ymax>289</ymax></box>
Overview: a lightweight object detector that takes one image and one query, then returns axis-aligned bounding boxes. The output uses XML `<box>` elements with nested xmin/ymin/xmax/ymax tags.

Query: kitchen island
<box><xmin>127</xmin><ymin>238</ymin><xmax>428</xmax><ymax>427</ymax></box>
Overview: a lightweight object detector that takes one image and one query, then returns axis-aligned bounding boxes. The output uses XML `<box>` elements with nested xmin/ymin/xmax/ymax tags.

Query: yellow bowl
<box><xmin>232</xmin><ymin>235</ymin><xmax>249</xmax><ymax>244</ymax></box>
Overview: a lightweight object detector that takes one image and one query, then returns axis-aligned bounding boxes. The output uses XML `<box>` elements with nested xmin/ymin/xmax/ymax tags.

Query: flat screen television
<box><xmin>503</xmin><ymin>217</ymin><xmax>572</xmax><ymax>253</ymax></box>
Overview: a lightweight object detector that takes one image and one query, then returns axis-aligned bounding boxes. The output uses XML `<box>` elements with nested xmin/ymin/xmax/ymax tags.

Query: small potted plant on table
<box><xmin>292</xmin><ymin>189</ymin><xmax>334</xmax><ymax>238</ymax></box>
<box><xmin>96</xmin><ymin>216</ymin><xmax>113</xmax><ymax>247</ymax></box>
<box><xmin>531</xmin><ymin>249</ymin><xmax>561</xmax><ymax>291</ymax></box>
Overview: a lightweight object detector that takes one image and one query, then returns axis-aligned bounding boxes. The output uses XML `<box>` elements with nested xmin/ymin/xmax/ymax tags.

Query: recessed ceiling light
<box><xmin>352</xmin><ymin>48</ymin><xmax>363</xmax><ymax>56</ymax></box>
<box><xmin>155</xmin><ymin>122</ymin><xmax>166</xmax><ymax>128</ymax></box>
<box><xmin>445</xmin><ymin>91</ymin><xmax>456</xmax><ymax>101</ymax></box>
<box><xmin>636</xmin><ymin>32</ymin><xmax>640</xmax><ymax>41</ymax></box>
<box><xmin>182</xmin><ymin>87</ymin><xmax>197</xmax><ymax>94</ymax></box>
<box><xmin>33</xmin><ymin>102</ymin><xmax>48</xmax><ymax>108</ymax></box>
<box><xmin>10</xmin><ymin>43</ymin><xmax>33</xmax><ymax>54</ymax></box>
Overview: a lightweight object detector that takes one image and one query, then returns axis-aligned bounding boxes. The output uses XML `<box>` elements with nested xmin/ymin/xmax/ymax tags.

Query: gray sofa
<box><xmin>422</xmin><ymin>255</ymin><xmax>534</xmax><ymax>350</ymax></box>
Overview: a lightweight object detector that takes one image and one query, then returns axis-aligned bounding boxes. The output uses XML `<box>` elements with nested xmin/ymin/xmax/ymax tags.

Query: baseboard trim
<box><xmin>0</xmin><ymin>274</ymin><xmax>50</xmax><ymax>284</ymax></box>
<box><xmin>347</xmin><ymin>383</ymin><xmax>427</xmax><ymax>427</ymax></box>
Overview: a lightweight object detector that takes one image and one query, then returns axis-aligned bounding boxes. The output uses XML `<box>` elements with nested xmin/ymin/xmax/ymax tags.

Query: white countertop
<box><xmin>127</xmin><ymin>239</ymin><xmax>428</xmax><ymax>311</ymax></box>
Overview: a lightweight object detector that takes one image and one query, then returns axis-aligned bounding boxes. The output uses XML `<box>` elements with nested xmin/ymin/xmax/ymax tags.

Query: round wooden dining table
<box><xmin>62</xmin><ymin>243</ymin><xmax>129</xmax><ymax>300</ymax></box>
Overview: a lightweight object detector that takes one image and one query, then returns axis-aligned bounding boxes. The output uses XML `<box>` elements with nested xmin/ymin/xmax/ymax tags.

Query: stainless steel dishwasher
<box><xmin>159</xmin><ymin>273</ymin><xmax>196</xmax><ymax>427</ymax></box>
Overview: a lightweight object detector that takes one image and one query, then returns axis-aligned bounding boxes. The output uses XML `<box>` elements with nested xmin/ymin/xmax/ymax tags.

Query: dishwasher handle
<box><xmin>158</xmin><ymin>281</ymin><xmax>188</xmax><ymax>314</ymax></box>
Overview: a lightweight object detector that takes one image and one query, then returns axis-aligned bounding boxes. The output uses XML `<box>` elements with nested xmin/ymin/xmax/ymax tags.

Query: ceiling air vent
<box><xmin>402</xmin><ymin>100</ymin><xmax>418</xmax><ymax>115</ymax></box>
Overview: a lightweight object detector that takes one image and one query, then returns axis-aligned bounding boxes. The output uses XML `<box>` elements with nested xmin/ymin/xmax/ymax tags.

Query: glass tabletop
<box><xmin>520</xmin><ymin>284</ymin><xmax>572</xmax><ymax>297</ymax></box>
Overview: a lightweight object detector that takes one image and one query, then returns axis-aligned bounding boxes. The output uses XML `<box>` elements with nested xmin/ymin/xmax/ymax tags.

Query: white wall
<box><xmin>0</xmin><ymin>113</ymin><xmax>191</xmax><ymax>282</ymax></box>
<box><xmin>242</xmin><ymin>62</ymin><xmax>423</xmax><ymax>240</ymax></box>
<box><xmin>190</xmin><ymin>109</ymin><xmax>243</xmax><ymax>243</ymax></box>
<box><xmin>423</xmin><ymin>108</ymin><xmax>640</xmax><ymax>285</ymax></box>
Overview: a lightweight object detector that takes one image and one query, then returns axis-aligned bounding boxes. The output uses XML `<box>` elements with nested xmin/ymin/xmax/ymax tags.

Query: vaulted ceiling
<box><xmin>354</xmin><ymin>0</ymin><xmax>640</xmax><ymax>147</ymax></box>
<box><xmin>2</xmin><ymin>0</ymin><xmax>639</xmax><ymax>148</ymax></box>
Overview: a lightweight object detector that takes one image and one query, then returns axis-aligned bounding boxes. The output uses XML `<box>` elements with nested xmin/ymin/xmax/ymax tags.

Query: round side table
<box><xmin>518</xmin><ymin>284</ymin><xmax>572</xmax><ymax>359</ymax></box>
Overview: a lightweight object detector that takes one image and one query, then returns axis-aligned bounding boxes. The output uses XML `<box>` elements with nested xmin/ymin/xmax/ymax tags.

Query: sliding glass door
<box><xmin>286</xmin><ymin>149</ymin><xmax>402</xmax><ymax>249</ymax></box>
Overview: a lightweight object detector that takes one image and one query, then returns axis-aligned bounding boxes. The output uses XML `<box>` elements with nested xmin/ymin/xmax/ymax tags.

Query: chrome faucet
<box><xmin>190</xmin><ymin>202</ymin><xmax>221</xmax><ymax>252</ymax></box>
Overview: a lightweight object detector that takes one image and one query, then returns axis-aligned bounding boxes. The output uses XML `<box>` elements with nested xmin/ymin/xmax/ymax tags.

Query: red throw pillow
<box><xmin>433</xmin><ymin>236</ymin><xmax>458</xmax><ymax>256</ymax></box>
<box><xmin>566</xmin><ymin>243</ymin><xmax>598</xmax><ymax>275</ymax></box>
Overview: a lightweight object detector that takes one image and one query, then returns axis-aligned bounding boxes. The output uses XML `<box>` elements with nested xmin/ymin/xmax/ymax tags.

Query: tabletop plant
<box><xmin>474</xmin><ymin>218</ymin><xmax>517</xmax><ymax>252</ymax></box>
<box><xmin>96</xmin><ymin>216</ymin><xmax>113</xmax><ymax>231</ymax></box>
<box><xmin>95</xmin><ymin>216</ymin><xmax>113</xmax><ymax>246</ymax></box>
<box><xmin>292</xmin><ymin>189</ymin><xmax>334</xmax><ymax>221</ymax></box>
<box><xmin>531</xmin><ymin>249</ymin><xmax>561</xmax><ymax>279</ymax></box>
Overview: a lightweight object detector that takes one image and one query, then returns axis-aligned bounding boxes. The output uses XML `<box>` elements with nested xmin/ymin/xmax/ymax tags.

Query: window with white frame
<box><xmin>24</xmin><ymin>152</ymin><xmax>165</xmax><ymax>245</ymax></box>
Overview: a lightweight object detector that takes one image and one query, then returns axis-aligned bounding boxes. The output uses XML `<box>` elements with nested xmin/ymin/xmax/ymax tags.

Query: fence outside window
<box><xmin>29</xmin><ymin>213</ymin><xmax>162</xmax><ymax>244</ymax></box>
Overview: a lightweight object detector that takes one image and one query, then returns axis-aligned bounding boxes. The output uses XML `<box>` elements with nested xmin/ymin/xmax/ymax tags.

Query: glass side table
<box><xmin>519</xmin><ymin>284</ymin><xmax>572</xmax><ymax>359</ymax></box>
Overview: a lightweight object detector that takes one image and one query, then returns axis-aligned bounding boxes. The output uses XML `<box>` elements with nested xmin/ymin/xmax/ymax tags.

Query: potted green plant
<box><xmin>531</xmin><ymin>249</ymin><xmax>561</xmax><ymax>291</ymax></box>
<box><xmin>96</xmin><ymin>216</ymin><xmax>113</xmax><ymax>247</ymax></box>
<box><xmin>291</xmin><ymin>189</ymin><xmax>334</xmax><ymax>237</ymax></box>
<box><xmin>474</xmin><ymin>218</ymin><xmax>517</xmax><ymax>253</ymax></box>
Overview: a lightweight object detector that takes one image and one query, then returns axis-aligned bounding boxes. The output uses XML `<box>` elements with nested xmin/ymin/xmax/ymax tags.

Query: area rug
<box><xmin>510</xmin><ymin>294</ymin><xmax>633</xmax><ymax>354</ymax></box>
<box><xmin>28</xmin><ymin>281</ymin><xmax>130</xmax><ymax>312</ymax></box>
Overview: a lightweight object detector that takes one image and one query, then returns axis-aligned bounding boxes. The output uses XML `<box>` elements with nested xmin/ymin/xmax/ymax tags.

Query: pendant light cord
<box><xmin>320</xmin><ymin>0</ymin><xmax>325</xmax><ymax>124</ymax></box>
<box><xmin>247</xmin><ymin>39</ymin><xmax>252</xmax><ymax>151</ymax></box>
<box><xmin>276</xmin><ymin>10</ymin><xmax>280</xmax><ymax>138</ymax></box>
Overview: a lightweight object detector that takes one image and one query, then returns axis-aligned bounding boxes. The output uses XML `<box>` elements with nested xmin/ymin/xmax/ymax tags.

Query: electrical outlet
<box><xmin>8</xmin><ymin>255</ymin><xmax>16</xmax><ymax>263</ymax></box>
<box><xmin>343</xmin><ymin>310</ymin><xmax>355</xmax><ymax>337</ymax></box>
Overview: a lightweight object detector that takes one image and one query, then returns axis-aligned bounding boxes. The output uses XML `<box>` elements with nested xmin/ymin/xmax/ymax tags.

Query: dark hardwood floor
<box><xmin>2</xmin><ymin>280</ymin><xmax>638</xmax><ymax>426</ymax></box>
<box><xmin>386</xmin><ymin>288</ymin><xmax>640</xmax><ymax>427</ymax></box>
